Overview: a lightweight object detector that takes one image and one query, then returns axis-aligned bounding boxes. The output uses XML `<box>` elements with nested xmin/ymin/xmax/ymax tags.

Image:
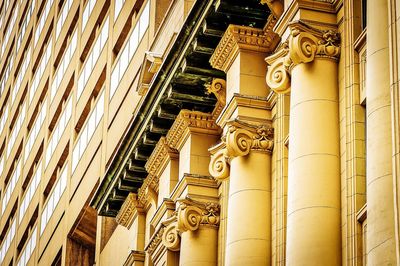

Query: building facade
<box><xmin>0</xmin><ymin>0</ymin><xmax>399</xmax><ymax>265</ymax></box>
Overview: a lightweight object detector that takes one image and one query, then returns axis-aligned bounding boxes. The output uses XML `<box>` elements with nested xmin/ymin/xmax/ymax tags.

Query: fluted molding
<box><xmin>116</xmin><ymin>193</ymin><xmax>144</xmax><ymax>229</ymax></box>
<box><xmin>176</xmin><ymin>197</ymin><xmax>220</xmax><ymax>232</ymax></box>
<box><xmin>210</xmin><ymin>25</ymin><xmax>279</xmax><ymax>72</ymax></box>
<box><xmin>265</xmin><ymin>21</ymin><xmax>340</xmax><ymax>94</ymax></box>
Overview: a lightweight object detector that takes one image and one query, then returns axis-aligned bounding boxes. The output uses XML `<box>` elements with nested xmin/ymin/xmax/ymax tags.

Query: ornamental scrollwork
<box><xmin>161</xmin><ymin>214</ymin><xmax>181</xmax><ymax>251</ymax></box>
<box><xmin>265</xmin><ymin>21</ymin><xmax>340</xmax><ymax>94</ymax></box>
<box><xmin>176</xmin><ymin>197</ymin><xmax>220</xmax><ymax>232</ymax></box>
<box><xmin>225</xmin><ymin>121</ymin><xmax>274</xmax><ymax>157</ymax></box>
<box><xmin>209</xmin><ymin>148</ymin><xmax>230</xmax><ymax>181</ymax></box>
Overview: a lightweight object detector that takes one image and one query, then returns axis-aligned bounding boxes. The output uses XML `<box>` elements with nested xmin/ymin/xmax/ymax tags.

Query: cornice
<box><xmin>145</xmin><ymin>137</ymin><xmax>178</xmax><ymax>177</ymax></box>
<box><xmin>169</xmin><ymin>173</ymin><xmax>219</xmax><ymax>202</ymax></box>
<box><xmin>123</xmin><ymin>250</ymin><xmax>146</xmax><ymax>266</ymax></box>
<box><xmin>150</xmin><ymin>198</ymin><xmax>176</xmax><ymax>230</ymax></box>
<box><xmin>137</xmin><ymin>176</ymin><xmax>159</xmax><ymax>209</ymax></box>
<box><xmin>166</xmin><ymin>110</ymin><xmax>221</xmax><ymax>150</ymax></box>
<box><xmin>274</xmin><ymin>0</ymin><xmax>337</xmax><ymax>37</ymax></box>
<box><xmin>147</xmin><ymin>225</ymin><xmax>166</xmax><ymax>255</ymax></box>
<box><xmin>210</xmin><ymin>24</ymin><xmax>279</xmax><ymax>72</ymax></box>
<box><xmin>217</xmin><ymin>93</ymin><xmax>272</xmax><ymax>128</ymax></box>
<box><xmin>115</xmin><ymin>193</ymin><xmax>144</xmax><ymax>229</ymax></box>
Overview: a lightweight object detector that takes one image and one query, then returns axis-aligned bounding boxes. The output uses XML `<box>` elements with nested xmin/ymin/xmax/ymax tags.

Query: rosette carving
<box><xmin>161</xmin><ymin>222</ymin><xmax>180</xmax><ymax>251</ymax></box>
<box><xmin>225</xmin><ymin>120</ymin><xmax>274</xmax><ymax>157</ymax></box>
<box><xmin>176</xmin><ymin>197</ymin><xmax>220</xmax><ymax>232</ymax></box>
<box><xmin>209</xmin><ymin>149</ymin><xmax>230</xmax><ymax>180</ymax></box>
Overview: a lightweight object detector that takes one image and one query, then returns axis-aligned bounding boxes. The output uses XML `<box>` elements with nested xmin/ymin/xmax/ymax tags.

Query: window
<box><xmin>45</xmin><ymin>96</ymin><xmax>72</xmax><ymax>167</ymax></box>
<box><xmin>16</xmin><ymin>0</ymin><xmax>35</xmax><ymax>52</ymax></box>
<box><xmin>12</xmin><ymin>47</ymin><xmax>32</xmax><ymax>105</ymax></box>
<box><xmin>51</xmin><ymin>30</ymin><xmax>77</xmax><ymax>101</ymax></box>
<box><xmin>7</xmin><ymin>102</ymin><xmax>26</xmax><ymax>158</ymax></box>
<box><xmin>72</xmin><ymin>90</ymin><xmax>104</xmax><ymax>172</ymax></box>
<box><xmin>1</xmin><ymin>8</ymin><xmax>18</xmax><ymax>57</ymax></box>
<box><xmin>77</xmin><ymin>17</ymin><xmax>109</xmax><ymax>100</ymax></box>
<box><xmin>56</xmin><ymin>0</ymin><xmax>73</xmax><ymax>39</ymax></box>
<box><xmin>19</xmin><ymin>161</ymin><xmax>42</xmax><ymax>223</ymax></box>
<box><xmin>30</xmin><ymin>39</ymin><xmax>52</xmax><ymax>104</ymax></box>
<box><xmin>362</xmin><ymin>0</ymin><xmax>367</xmax><ymax>30</ymax></box>
<box><xmin>40</xmin><ymin>165</ymin><xmax>67</xmax><ymax>234</ymax></box>
<box><xmin>16</xmin><ymin>226</ymin><xmax>37</xmax><ymax>266</ymax></box>
<box><xmin>114</xmin><ymin>0</ymin><xmax>125</xmax><ymax>21</ymax></box>
<box><xmin>0</xmin><ymin>106</ymin><xmax>9</xmax><ymax>137</ymax></box>
<box><xmin>109</xmin><ymin>1</ymin><xmax>150</xmax><ymax>99</ymax></box>
<box><xmin>0</xmin><ymin>54</ymin><xmax>14</xmax><ymax>98</ymax></box>
<box><xmin>0</xmin><ymin>218</ymin><xmax>16</xmax><ymax>263</ymax></box>
<box><xmin>82</xmin><ymin>0</ymin><xmax>96</xmax><ymax>31</ymax></box>
<box><xmin>25</xmin><ymin>100</ymin><xmax>47</xmax><ymax>162</ymax></box>
<box><xmin>35</xmin><ymin>0</ymin><xmax>54</xmax><ymax>46</ymax></box>
<box><xmin>2</xmin><ymin>159</ymin><xmax>22</xmax><ymax>214</ymax></box>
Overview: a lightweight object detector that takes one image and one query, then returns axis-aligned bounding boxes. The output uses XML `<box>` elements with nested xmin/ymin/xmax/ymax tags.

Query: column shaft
<box><xmin>286</xmin><ymin>58</ymin><xmax>341</xmax><ymax>265</ymax></box>
<box><xmin>226</xmin><ymin>151</ymin><xmax>271</xmax><ymax>265</ymax></box>
<box><xmin>366</xmin><ymin>0</ymin><xmax>396</xmax><ymax>263</ymax></box>
<box><xmin>179</xmin><ymin>226</ymin><xmax>218</xmax><ymax>266</ymax></box>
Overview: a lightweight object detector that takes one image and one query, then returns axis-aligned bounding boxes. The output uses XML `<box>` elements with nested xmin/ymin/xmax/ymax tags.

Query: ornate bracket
<box><xmin>265</xmin><ymin>21</ymin><xmax>341</xmax><ymax>94</ymax></box>
<box><xmin>161</xmin><ymin>215</ymin><xmax>181</xmax><ymax>252</ymax></box>
<box><xmin>176</xmin><ymin>197</ymin><xmax>220</xmax><ymax>232</ymax></box>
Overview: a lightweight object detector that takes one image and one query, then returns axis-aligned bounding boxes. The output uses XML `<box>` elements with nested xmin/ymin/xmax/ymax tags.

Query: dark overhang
<box><xmin>91</xmin><ymin>0</ymin><xmax>272</xmax><ymax>217</ymax></box>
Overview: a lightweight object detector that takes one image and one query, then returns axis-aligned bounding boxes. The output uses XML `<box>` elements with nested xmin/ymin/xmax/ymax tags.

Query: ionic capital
<box><xmin>176</xmin><ymin>197</ymin><xmax>220</xmax><ymax>232</ymax></box>
<box><xmin>225</xmin><ymin>119</ymin><xmax>274</xmax><ymax>157</ymax></box>
<box><xmin>209</xmin><ymin>148</ymin><xmax>230</xmax><ymax>181</ymax></box>
<box><xmin>161</xmin><ymin>215</ymin><xmax>181</xmax><ymax>251</ymax></box>
<box><xmin>265</xmin><ymin>21</ymin><xmax>340</xmax><ymax>94</ymax></box>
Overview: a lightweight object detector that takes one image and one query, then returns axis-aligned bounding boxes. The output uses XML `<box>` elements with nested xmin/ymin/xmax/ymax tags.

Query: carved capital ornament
<box><xmin>176</xmin><ymin>197</ymin><xmax>220</xmax><ymax>232</ymax></box>
<box><xmin>266</xmin><ymin>21</ymin><xmax>341</xmax><ymax>94</ymax></box>
<box><xmin>161</xmin><ymin>216</ymin><xmax>181</xmax><ymax>252</ymax></box>
<box><xmin>209</xmin><ymin>120</ymin><xmax>274</xmax><ymax>181</ymax></box>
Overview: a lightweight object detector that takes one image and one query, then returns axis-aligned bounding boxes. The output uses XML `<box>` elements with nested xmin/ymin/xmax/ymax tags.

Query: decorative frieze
<box><xmin>176</xmin><ymin>197</ymin><xmax>220</xmax><ymax>232</ymax></box>
<box><xmin>265</xmin><ymin>20</ymin><xmax>340</xmax><ymax>94</ymax></box>
<box><xmin>166</xmin><ymin>110</ymin><xmax>221</xmax><ymax>150</ymax></box>
<box><xmin>210</xmin><ymin>25</ymin><xmax>279</xmax><ymax>72</ymax></box>
<box><xmin>116</xmin><ymin>193</ymin><xmax>144</xmax><ymax>229</ymax></box>
<box><xmin>145</xmin><ymin>137</ymin><xmax>178</xmax><ymax>177</ymax></box>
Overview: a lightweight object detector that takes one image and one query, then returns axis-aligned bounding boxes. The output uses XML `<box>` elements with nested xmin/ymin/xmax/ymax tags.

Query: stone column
<box><xmin>210</xmin><ymin>120</ymin><xmax>273</xmax><ymax>265</ymax></box>
<box><xmin>266</xmin><ymin>22</ymin><xmax>341</xmax><ymax>264</ymax></box>
<box><xmin>176</xmin><ymin>197</ymin><xmax>220</xmax><ymax>266</ymax></box>
<box><xmin>366</xmin><ymin>0</ymin><xmax>396</xmax><ymax>263</ymax></box>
